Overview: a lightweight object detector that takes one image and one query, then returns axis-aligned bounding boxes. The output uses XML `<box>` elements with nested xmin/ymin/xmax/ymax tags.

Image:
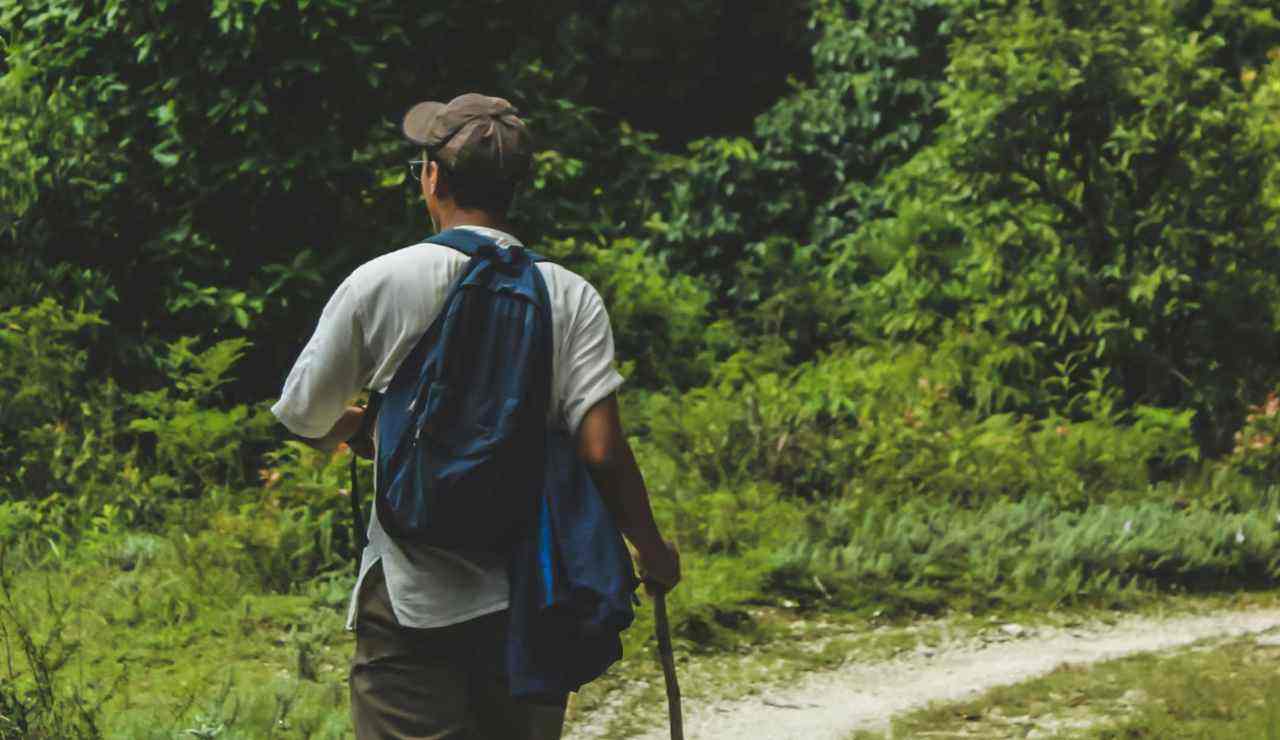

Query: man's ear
<box><xmin>427</xmin><ymin>161</ymin><xmax>449</xmax><ymax>201</ymax></box>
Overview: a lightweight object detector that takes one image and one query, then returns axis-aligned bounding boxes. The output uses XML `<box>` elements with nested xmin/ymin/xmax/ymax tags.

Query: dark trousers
<box><xmin>349</xmin><ymin>563</ymin><xmax>567</xmax><ymax>739</ymax></box>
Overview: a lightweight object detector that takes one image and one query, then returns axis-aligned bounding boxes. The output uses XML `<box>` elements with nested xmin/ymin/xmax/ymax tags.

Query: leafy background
<box><xmin>4</xmin><ymin>0</ymin><xmax>1280</xmax><ymax>736</ymax></box>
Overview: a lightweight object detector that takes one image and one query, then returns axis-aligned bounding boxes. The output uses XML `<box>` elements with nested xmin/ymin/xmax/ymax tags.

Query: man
<box><xmin>270</xmin><ymin>92</ymin><xmax>680</xmax><ymax>739</ymax></box>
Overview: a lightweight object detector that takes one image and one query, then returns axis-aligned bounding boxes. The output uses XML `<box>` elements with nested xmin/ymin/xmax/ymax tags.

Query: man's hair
<box><xmin>435</xmin><ymin>160</ymin><xmax>518</xmax><ymax>215</ymax></box>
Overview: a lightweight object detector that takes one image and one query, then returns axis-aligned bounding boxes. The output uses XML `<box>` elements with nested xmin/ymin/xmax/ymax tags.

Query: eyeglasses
<box><xmin>408</xmin><ymin>158</ymin><xmax>427</xmax><ymax>181</ymax></box>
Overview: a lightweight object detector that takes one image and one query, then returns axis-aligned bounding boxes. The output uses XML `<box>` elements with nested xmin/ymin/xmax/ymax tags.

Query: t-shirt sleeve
<box><xmin>558</xmin><ymin>282</ymin><xmax>626</xmax><ymax>435</ymax></box>
<box><xmin>271</xmin><ymin>275</ymin><xmax>373</xmax><ymax>439</ymax></box>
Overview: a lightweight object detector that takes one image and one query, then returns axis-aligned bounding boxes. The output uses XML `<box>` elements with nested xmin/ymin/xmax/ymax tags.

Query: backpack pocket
<box><xmin>418</xmin><ymin>383</ymin><xmax>521</xmax><ymax>459</ymax></box>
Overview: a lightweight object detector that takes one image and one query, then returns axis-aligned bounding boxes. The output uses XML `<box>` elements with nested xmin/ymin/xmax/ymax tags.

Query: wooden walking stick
<box><xmin>653</xmin><ymin>589</ymin><xmax>684</xmax><ymax>740</ymax></box>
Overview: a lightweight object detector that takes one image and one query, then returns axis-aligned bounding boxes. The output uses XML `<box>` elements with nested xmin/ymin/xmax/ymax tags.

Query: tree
<box><xmin>842</xmin><ymin>0</ymin><xmax>1280</xmax><ymax>451</ymax></box>
<box><xmin>1</xmin><ymin>0</ymin><xmax>807</xmax><ymax>394</ymax></box>
<box><xmin>645</xmin><ymin>0</ymin><xmax>983</xmax><ymax>362</ymax></box>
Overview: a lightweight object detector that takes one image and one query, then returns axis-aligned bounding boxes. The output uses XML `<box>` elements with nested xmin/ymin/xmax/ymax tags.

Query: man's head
<box><xmin>402</xmin><ymin>93</ymin><xmax>533</xmax><ymax>227</ymax></box>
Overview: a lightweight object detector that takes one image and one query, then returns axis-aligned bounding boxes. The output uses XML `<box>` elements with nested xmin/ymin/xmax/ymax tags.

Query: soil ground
<box><xmin>567</xmin><ymin>605</ymin><xmax>1280</xmax><ymax>739</ymax></box>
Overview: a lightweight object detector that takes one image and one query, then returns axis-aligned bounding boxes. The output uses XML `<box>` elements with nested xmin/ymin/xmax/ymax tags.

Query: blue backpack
<box><xmin>371</xmin><ymin>228</ymin><xmax>553</xmax><ymax>551</ymax></box>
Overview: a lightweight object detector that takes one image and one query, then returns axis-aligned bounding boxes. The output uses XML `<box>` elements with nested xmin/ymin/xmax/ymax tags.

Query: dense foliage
<box><xmin>4</xmin><ymin>0</ymin><xmax>1280</xmax><ymax>734</ymax></box>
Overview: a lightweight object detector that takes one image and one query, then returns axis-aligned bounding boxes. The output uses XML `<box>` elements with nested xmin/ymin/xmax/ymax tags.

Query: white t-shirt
<box><xmin>270</xmin><ymin>225</ymin><xmax>625</xmax><ymax>629</ymax></box>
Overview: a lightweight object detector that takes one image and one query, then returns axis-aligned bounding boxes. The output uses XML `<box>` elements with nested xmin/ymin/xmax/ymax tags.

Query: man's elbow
<box><xmin>576</xmin><ymin>394</ymin><xmax>627</xmax><ymax>472</ymax></box>
<box><xmin>579</xmin><ymin>439</ymin><xmax>623</xmax><ymax>472</ymax></box>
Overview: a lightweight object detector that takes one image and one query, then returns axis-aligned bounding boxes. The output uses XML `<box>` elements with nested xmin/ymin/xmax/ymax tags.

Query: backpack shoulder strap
<box><xmin>425</xmin><ymin>228</ymin><xmax>493</xmax><ymax>257</ymax></box>
<box><xmin>425</xmin><ymin>228</ymin><xmax>551</xmax><ymax>263</ymax></box>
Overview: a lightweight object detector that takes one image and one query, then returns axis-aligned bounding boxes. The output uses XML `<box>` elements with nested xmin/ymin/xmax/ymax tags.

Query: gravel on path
<box><xmin>576</xmin><ymin>606</ymin><xmax>1280</xmax><ymax>740</ymax></box>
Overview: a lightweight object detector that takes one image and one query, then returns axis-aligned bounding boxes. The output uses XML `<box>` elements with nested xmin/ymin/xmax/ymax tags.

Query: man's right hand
<box><xmin>636</xmin><ymin>538</ymin><xmax>681</xmax><ymax>596</ymax></box>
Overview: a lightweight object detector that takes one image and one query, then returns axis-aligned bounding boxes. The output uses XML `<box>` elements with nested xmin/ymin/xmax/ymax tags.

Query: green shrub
<box><xmin>631</xmin><ymin>341</ymin><xmax>1197</xmax><ymax>515</ymax></box>
<box><xmin>544</xmin><ymin>236</ymin><xmax>721</xmax><ymax>388</ymax></box>
<box><xmin>783</xmin><ymin>493</ymin><xmax>1280</xmax><ymax>615</ymax></box>
<box><xmin>126</xmin><ymin>337</ymin><xmax>274</xmax><ymax>496</ymax></box>
<box><xmin>649</xmin><ymin>0</ymin><xmax>982</xmax><ymax>308</ymax></box>
<box><xmin>840</xmin><ymin>1</ymin><xmax>1280</xmax><ymax>452</ymax></box>
<box><xmin>0</xmin><ymin>300</ymin><xmax>106</xmax><ymax>496</ymax></box>
<box><xmin>0</xmin><ymin>302</ymin><xmax>286</xmax><ymax>547</ymax></box>
<box><xmin>0</xmin><ymin>300</ymin><xmax>137</xmax><ymax>539</ymax></box>
<box><xmin>1224</xmin><ymin>390</ymin><xmax>1280</xmax><ymax>482</ymax></box>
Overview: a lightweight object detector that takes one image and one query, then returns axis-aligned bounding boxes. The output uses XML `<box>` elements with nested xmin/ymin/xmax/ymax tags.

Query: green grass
<box><xmin>0</xmin><ymin>532</ymin><xmax>899</xmax><ymax>739</ymax></box>
<box><xmin>0</xmin><ymin>530</ymin><xmax>1153</xmax><ymax>738</ymax></box>
<box><xmin>0</xmin><ymin>535</ymin><xmax>355</xmax><ymax>739</ymax></box>
<box><xmin>3</xmin><ymin>497</ymin><xmax>1280</xmax><ymax>738</ymax></box>
<box><xmin>871</xmin><ymin>629</ymin><xmax>1280</xmax><ymax>739</ymax></box>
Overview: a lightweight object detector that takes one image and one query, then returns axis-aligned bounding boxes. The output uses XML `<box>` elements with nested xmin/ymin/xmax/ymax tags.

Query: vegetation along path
<box><xmin>580</xmin><ymin>606</ymin><xmax>1280</xmax><ymax>740</ymax></box>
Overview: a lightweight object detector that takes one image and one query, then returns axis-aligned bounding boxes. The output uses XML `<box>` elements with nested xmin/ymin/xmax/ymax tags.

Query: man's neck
<box><xmin>434</xmin><ymin>207</ymin><xmax>512</xmax><ymax>235</ymax></box>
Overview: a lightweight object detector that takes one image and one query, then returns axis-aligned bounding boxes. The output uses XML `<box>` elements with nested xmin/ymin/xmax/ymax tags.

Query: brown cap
<box><xmin>402</xmin><ymin>93</ymin><xmax>533</xmax><ymax>183</ymax></box>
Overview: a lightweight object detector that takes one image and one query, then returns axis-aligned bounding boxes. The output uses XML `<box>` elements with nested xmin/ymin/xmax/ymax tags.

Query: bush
<box><xmin>0</xmin><ymin>300</ymin><xmax>130</xmax><ymax>539</ymax></box>
<box><xmin>782</xmin><ymin>493</ymin><xmax>1280</xmax><ymax>615</ymax></box>
<box><xmin>544</xmin><ymin>236</ymin><xmax>722</xmax><ymax>388</ymax></box>
<box><xmin>0</xmin><ymin>301</ymin><xmax>288</xmax><ymax>546</ymax></box>
<box><xmin>631</xmin><ymin>340</ymin><xmax>1197</xmax><ymax>517</ymax></box>
<box><xmin>0</xmin><ymin>300</ymin><xmax>105</xmax><ymax>491</ymax></box>
<box><xmin>840</xmin><ymin>1</ymin><xmax>1280</xmax><ymax>452</ymax></box>
<box><xmin>1218</xmin><ymin>389</ymin><xmax>1280</xmax><ymax>482</ymax></box>
<box><xmin>126</xmin><ymin>337</ymin><xmax>275</xmax><ymax>496</ymax></box>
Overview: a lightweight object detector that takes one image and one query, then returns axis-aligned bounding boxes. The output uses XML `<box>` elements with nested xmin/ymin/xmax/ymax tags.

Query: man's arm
<box><xmin>577</xmin><ymin>393</ymin><xmax>680</xmax><ymax>593</ymax></box>
<box><xmin>273</xmin><ymin>273</ymin><xmax>374</xmax><ymax>453</ymax></box>
<box><xmin>295</xmin><ymin>405</ymin><xmax>366</xmax><ymax>454</ymax></box>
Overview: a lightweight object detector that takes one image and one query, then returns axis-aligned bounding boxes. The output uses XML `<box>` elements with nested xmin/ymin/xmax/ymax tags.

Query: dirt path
<box><xmin>573</xmin><ymin>606</ymin><xmax>1280</xmax><ymax>740</ymax></box>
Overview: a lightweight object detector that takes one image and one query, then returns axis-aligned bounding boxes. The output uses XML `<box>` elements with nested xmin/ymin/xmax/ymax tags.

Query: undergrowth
<box><xmin>883</xmin><ymin>631</ymin><xmax>1280</xmax><ymax>739</ymax></box>
<box><xmin>2</xmin><ymin>481</ymin><xmax>1278</xmax><ymax>736</ymax></box>
<box><xmin>4</xmin><ymin>278</ymin><xmax>1280</xmax><ymax>735</ymax></box>
<box><xmin>0</xmin><ymin>536</ymin><xmax>354</xmax><ymax>739</ymax></box>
